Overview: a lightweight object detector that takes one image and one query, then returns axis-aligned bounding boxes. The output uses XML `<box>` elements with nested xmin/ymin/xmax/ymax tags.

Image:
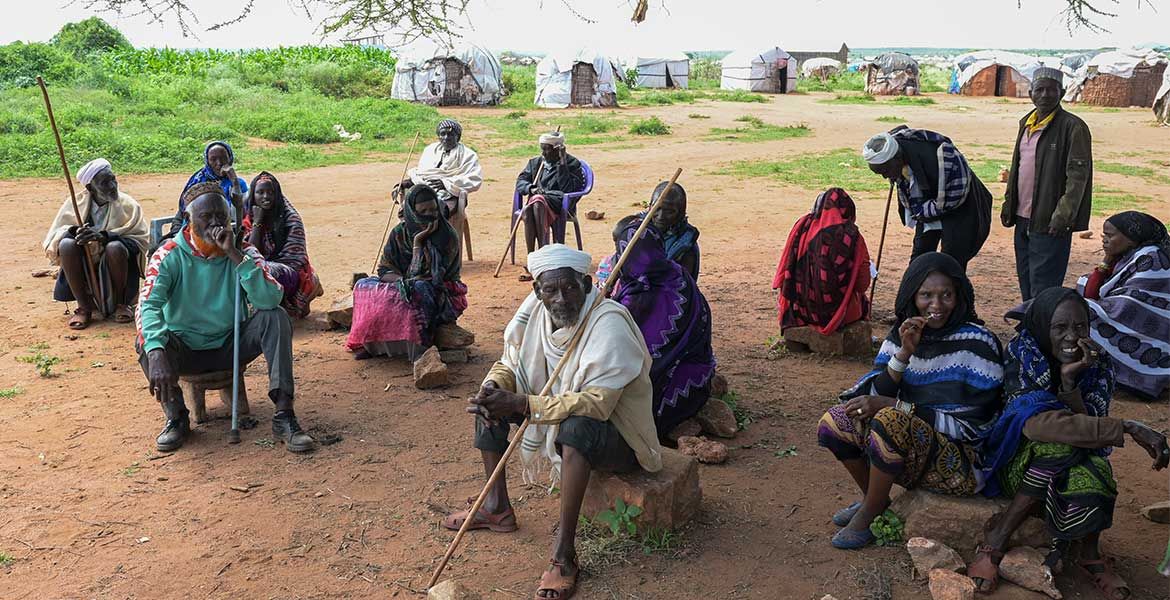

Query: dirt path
<box><xmin>1</xmin><ymin>93</ymin><xmax>1167</xmax><ymax>599</ymax></box>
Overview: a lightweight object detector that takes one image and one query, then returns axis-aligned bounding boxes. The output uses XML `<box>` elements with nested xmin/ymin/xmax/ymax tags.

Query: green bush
<box><xmin>501</xmin><ymin>64</ymin><xmax>535</xmax><ymax>109</ymax></box>
<box><xmin>629</xmin><ymin>116</ymin><xmax>671</xmax><ymax>136</ymax></box>
<box><xmin>51</xmin><ymin>17</ymin><xmax>131</xmax><ymax>59</ymax></box>
<box><xmin>0</xmin><ymin>42</ymin><xmax>83</xmax><ymax>88</ymax></box>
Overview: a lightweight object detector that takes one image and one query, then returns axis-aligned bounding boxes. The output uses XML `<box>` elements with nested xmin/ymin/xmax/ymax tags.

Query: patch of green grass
<box><xmin>1097</xmin><ymin>161</ymin><xmax>1170</xmax><ymax>185</ymax></box>
<box><xmin>774</xmin><ymin>445</ymin><xmax>799</xmax><ymax>458</ymax></box>
<box><xmin>1093</xmin><ymin>190</ymin><xmax>1151</xmax><ymax>215</ymax></box>
<box><xmin>726</xmin><ymin>148</ymin><xmax>888</xmax><ymax>192</ymax></box>
<box><xmin>886</xmin><ymin>95</ymin><xmax>934</xmax><ymax>106</ymax></box>
<box><xmin>121</xmin><ymin>463</ymin><xmax>141</xmax><ymax>477</ymax></box>
<box><xmin>687</xmin><ymin>113</ymin><xmax>711</xmax><ymax>119</ymax></box>
<box><xmin>719</xmin><ymin>391</ymin><xmax>752</xmax><ymax>431</ymax></box>
<box><xmin>17</xmin><ymin>350</ymin><xmax>61</xmax><ymax>378</ymax></box>
<box><xmin>629</xmin><ymin>116</ymin><xmax>671</xmax><ymax>136</ymax></box>
<box><xmin>819</xmin><ymin>93</ymin><xmax>876</xmax><ymax>105</ymax></box>
<box><xmin>0</xmin><ymin>387</ymin><xmax>23</xmax><ymax>399</ymax></box>
<box><xmin>0</xmin><ymin>551</ymin><xmax>12</xmax><ymax>566</ymax></box>
<box><xmin>875</xmin><ymin>115</ymin><xmax>904</xmax><ymax>123</ymax></box>
<box><xmin>706</xmin><ymin>118</ymin><xmax>811</xmax><ymax>143</ymax></box>
<box><xmin>500</xmin><ymin>64</ymin><xmax>536</xmax><ymax>110</ymax></box>
<box><xmin>706</xmin><ymin>89</ymin><xmax>769</xmax><ymax>103</ymax></box>
<box><xmin>640</xmin><ymin>527</ymin><xmax>678</xmax><ymax>555</ymax></box>
<box><xmin>627</xmin><ymin>89</ymin><xmax>698</xmax><ymax>106</ymax></box>
<box><xmin>968</xmin><ymin>158</ymin><xmax>1012</xmax><ymax>184</ymax></box>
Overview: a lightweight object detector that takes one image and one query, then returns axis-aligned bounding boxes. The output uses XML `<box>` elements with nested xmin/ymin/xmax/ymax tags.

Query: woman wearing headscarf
<box><xmin>241</xmin><ymin>172</ymin><xmax>321</xmax><ymax>319</ymax></box>
<box><xmin>605</xmin><ymin>216</ymin><xmax>716</xmax><ymax>439</ymax></box>
<box><xmin>1077</xmin><ymin>211</ymin><xmax>1170</xmax><ymax>400</ymax></box>
<box><xmin>596</xmin><ymin>182</ymin><xmax>702</xmax><ymax>287</ymax></box>
<box><xmin>773</xmin><ymin>188</ymin><xmax>871</xmax><ymax>336</ymax></box>
<box><xmin>168</xmin><ymin>141</ymin><xmax>247</xmax><ymax>240</ymax></box>
<box><xmin>974</xmin><ymin>287</ymin><xmax>1168</xmax><ymax>597</ymax></box>
<box><xmin>346</xmin><ymin>185</ymin><xmax>468</xmax><ymax>359</ymax></box>
<box><xmin>816</xmin><ymin>252</ymin><xmax>1004</xmax><ymax>549</ymax></box>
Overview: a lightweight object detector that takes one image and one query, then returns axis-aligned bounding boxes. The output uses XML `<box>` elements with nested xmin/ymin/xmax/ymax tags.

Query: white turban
<box><xmin>861</xmin><ymin>133</ymin><xmax>898</xmax><ymax>165</ymax></box>
<box><xmin>528</xmin><ymin>243</ymin><xmax>592</xmax><ymax>280</ymax></box>
<box><xmin>77</xmin><ymin>158</ymin><xmax>112</xmax><ymax>185</ymax></box>
<box><xmin>538</xmin><ymin>131</ymin><xmax>565</xmax><ymax>148</ymax></box>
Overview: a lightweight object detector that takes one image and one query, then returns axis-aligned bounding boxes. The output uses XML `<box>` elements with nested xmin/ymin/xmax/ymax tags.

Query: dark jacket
<box><xmin>515</xmin><ymin>154</ymin><xmax>585</xmax><ymax>209</ymax></box>
<box><xmin>1003</xmin><ymin>107</ymin><xmax>1093</xmax><ymax>233</ymax></box>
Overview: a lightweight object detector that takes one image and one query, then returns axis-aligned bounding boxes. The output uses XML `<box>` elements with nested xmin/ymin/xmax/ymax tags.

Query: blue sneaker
<box><xmin>831</xmin><ymin>526</ymin><xmax>874</xmax><ymax>550</ymax></box>
<box><xmin>831</xmin><ymin>501</ymin><xmax>862</xmax><ymax>527</ymax></box>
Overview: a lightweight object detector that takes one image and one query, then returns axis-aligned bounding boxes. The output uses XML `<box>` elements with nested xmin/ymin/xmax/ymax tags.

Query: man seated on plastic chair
<box><xmin>515</xmin><ymin>131</ymin><xmax>586</xmax><ymax>281</ymax></box>
<box><xmin>397</xmin><ymin>119</ymin><xmax>483</xmax><ymax>239</ymax></box>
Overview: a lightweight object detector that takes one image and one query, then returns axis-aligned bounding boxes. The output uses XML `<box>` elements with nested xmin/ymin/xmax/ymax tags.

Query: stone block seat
<box><xmin>783</xmin><ymin>320</ymin><xmax>873</xmax><ymax>357</ymax></box>
<box><xmin>178</xmin><ymin>370</ymin><xmax>249</xmax><ymax>424</ymax></box>
<box><xmin>582</xmin><ymin>448</ymin><xmax>701</xmax><ymax>531</ymax></box>
<box><xmin>890</xmin><ymin>489</ymin><xmax>1049</xmax><ymax>558</ymax></box>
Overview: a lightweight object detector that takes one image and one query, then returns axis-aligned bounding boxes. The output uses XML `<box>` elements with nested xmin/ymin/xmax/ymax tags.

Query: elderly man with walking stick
<box><xmin>136</xmin><ymin>182</ymin><xmax>315</xmax><ymax>453</ymax></box>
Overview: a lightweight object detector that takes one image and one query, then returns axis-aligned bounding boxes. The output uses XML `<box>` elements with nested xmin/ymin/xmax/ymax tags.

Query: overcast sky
<box><xmin>4</xmin><ymin>0</ymin><xmax>1167</xmax><ymax>53</ymax></box>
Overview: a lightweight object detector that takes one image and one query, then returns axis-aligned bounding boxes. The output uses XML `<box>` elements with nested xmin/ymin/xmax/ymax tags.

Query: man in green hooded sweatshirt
<box><xmin>136</xmin><ymin>181</ymin><xmax>315</xmax><ymax>453</ymax></box>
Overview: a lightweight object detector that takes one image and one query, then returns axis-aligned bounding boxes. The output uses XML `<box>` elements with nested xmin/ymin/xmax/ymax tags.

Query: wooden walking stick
<box><xmin>868</xmin><ymin>181</ymin><xmax>896</xmax><ymax>313</ymax></box>
<box><xmin>369</xmin><ymin>131</ymin><xmax>421</xmax><ymax>275</ymax></box>
<box><xmin>37</xmin><ymin>76</ymin><xmax>105</xmax><ymax>319</ymax></box>
<box><xmin>427</xmin><ymin>168</ymin><xmax>684</xmax><ymax>591</ymax></box>
<box><xmin>493</xmin><ymin>125</ymin><xmax>562</xmax><ymax>277</ymax></box>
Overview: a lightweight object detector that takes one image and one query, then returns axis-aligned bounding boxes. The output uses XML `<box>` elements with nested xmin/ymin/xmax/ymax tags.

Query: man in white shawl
<box><xmin>398</xmin><ymin>119</ymin><xmax>482</xmax><ymax>242</ymax></box>
<box><xmin>42</xmin><ymin>158</ymin><xmax>149</xmax><ymax>330</ymax></box>
<box><xmin>442</xmin><ymin>244</ymin><xmax>662</xmax><ymax>600</ymax></box>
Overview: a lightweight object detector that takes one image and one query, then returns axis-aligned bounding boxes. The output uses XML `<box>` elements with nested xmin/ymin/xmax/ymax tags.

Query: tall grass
<box><xmin>727</xmin><ymin>148</ymin><xmax>888</xmax><ymax>192</ymax></box>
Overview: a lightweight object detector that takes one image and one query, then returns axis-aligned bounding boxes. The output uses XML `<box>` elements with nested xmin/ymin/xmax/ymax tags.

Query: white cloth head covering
<box><xmin>528</xmin><ymin>243</ymin><xmax>591</xmax><ymax>280</ymax></box>
<box><xmin>861</xmin><ymin>133</ymin><xmax>899</xmax><ymax>165</ymax></box>
<box><xmin>77</xmin><ymin>158</ymin><xmax>112</xmax><ymax>185</ymax></box>
<box><xmin>538</xmin><ymin>131</ymin><xmax>565</xmax><ymax>148</ymax></box>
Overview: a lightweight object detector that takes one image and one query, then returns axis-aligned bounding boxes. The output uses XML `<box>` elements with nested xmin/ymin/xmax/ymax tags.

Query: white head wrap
<box><xmin>527</xmin><ymin>243</ymin><xmax>592</xmax><ymax>280</ymax></box>
<box><xmin>861</xmin><ymin>133</ymin><xmax>899</xmax><ymax>165</ymax></box>
<box><xmin>538</xmin><ymin>131</ymin><xmax>565</xmax><ymax>148</ymax></box>
<box><xmin>77</xmin><ymin>158</ymin><xmax>112</xmax><ymax>186</ymax></box>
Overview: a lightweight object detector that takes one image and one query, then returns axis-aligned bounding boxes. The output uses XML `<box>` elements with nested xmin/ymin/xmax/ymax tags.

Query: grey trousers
<box><xmin>137</xmin><ymin>308</ymin><xmax>295</xmax><ymax>405</ymax></box>
<box><xmin>1013</xmin><ymin>217</ymin><xmax>1073</xmax><ymax>301</ymax></box>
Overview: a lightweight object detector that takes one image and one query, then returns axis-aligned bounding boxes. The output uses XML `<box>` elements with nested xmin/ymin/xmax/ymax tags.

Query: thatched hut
<box><xmin>863</xmin><ymin>52</ymin><xmax>920</xmax><ymax>95</ymax></box>
<box><xmin>1064</xmin><ymin>48</ymin><xmax>1168</xmax><ymax>108</ymax></box>
<box><xmin>390</xmin><ymin>42</ymin><xmax>503</xmax><ymax>106</ymax></box>
<box><xmin>950</xmin><ymin>51</ymin><xmax>1042</xmax><ymax>97</ymax></box>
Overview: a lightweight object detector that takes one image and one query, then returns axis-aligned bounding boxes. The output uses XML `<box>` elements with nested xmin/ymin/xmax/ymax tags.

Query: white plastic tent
<box><xmin>534</xmin><ymin>48</ymin><xmax>621</xmax><ymax>108</ymax></box>
<box><xmin>720</xmin><ymin>47</ymin><xmax>798</xmax><ymax>93</ymax></box>
<box><xmin>800</xmin><ymin>57</ymin><xmax>842</xmax><ymax>78</ymax></box>
<box><xmin>625</xmin><ymin>52</ymin><xmax>690</xmax><ymax>89</ymax></box>
<box><xmin>1064</xmin><ymin>47</ymin><xmax>1169</xmax><ymax>104</ymax></box>
<box><xmin>1155</xmin><ymin>67</ymin><xmax>1170</xmax><ymax>124</ymax></box>
<box><xmin>390</xmin><ymin>42</ymin><xmax>503</xmax><ymax>106</ymax></box>
<box><xmin>950</xmin><ymin>50</ymin><xmax>1043</xmax><ymax>95</ymax></box>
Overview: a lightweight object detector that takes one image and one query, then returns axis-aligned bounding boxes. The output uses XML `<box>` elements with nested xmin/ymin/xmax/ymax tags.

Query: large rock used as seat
<box><xmin>783</xmin><ymin>320</ymin><xmax>872</xmax><ymax>357</ymax></box>
<box><xmin>326</xmin><ymin>292</ymin><xmax>354</xmax><ymax>329</ymax></box>
<box><xmin>890</xmin><ymin>489</ymin><xmax>1049</xmax><ymax>555</ymax></box>
<box><xmin>582</xmin><ymin>448</ymin><xmax>700</xmax><ymax>531</ymax></box>
<box><xmin>179</xmin><ymin>370</ymin><xmax>249</xmax><ymax>424</ymax></box>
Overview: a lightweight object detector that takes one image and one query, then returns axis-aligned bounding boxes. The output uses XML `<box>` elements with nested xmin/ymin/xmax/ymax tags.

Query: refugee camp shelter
<box><xmin>863</xmin><ymin>52</ymin><xmax>920</xmax><ymax>95</ymax></box>
<box><xmin>534</xmin><ymin>49</ymin><xmax>621</xmax><ymax>108</ymax></box>
<box><xmin>1064</xmin><ymin>48</ymin><xmax>1168</xmax><ymax>107</ymax></box>
<box><xmin>801</xmin><ymin>57</ymin><xmax>842</xmax><ymax>81</ymax></box>
<box><xmin>950</xmin><ymin>51</ymin><xmax>1042</xmax><ymax>97</ymax></box>
<box><xmin>1156</xmin><ymin>68</ymin><xmax>1170</xmax><ymax>124</ymax></box>
<box><xmin>390</xmin><ymin>42</ymin><xmax>503</xmax><ymax>106</ymax></box>
<box><xmin>626</xmin><ymin>52</ymin><xmax>690</xmax><ymax>88</ymax></box>
<box><xmin>721</xmin><ymin>47</ymin><xmax>798</xmax><ymax>93</ymax></box>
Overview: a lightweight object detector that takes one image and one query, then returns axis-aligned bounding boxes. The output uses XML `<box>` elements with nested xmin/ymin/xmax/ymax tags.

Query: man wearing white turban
<box><xmin>42</xmin><ymin>158</ymin><xmax>149</xmax><ymax>329</ymax></box>
<box><xmin>515</xmin><ymin>132</ymin><xmax>587</xmax><ymax>279</ymax></box>
<box><xmin>862</xmin><ymin>126</ymin><xmax>993</xmax><ymax>270</ymax></box>
<box><xmin>442</xmin><ymin>244</ymin><xmax>662</xmax><ymax>600</ymax></box>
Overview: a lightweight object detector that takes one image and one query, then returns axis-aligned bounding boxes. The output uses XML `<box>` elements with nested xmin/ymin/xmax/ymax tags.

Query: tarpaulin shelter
<box><xmin>721</xmin><ymin>47</ymin><xmax>798</xmax><ymax>93</ymax></box>
<box><xmin>390</xmin><ymin>42</ymin><xmax>503</xmax><ymax>106</ymax></box>
<box><xmin>1064</xmin><ymin>48</ymin><xmax>1168</xmax><ymax>107</ymax></box>
<box><xmin>534</xmin><ymin>48</ymin><xmax>621</xmax><ymax>108</ymax></box>
<box><xmin>801</xmin><ymin>57</ymin><xmax>842</xmax><ymax>81</ymax></box>
<box><xmin>863</xmin><ymin>52</ymin><xmax>920</xmax><ymax>95</ymax></box>
<box><xmin>949</xmin><ymin>51</ymin><xmax>1043</xmax><ymax>97</ymax></box>
<box><xmin>626</xmin><ymin>52</ymin><xmax>690</xmax><ymax>89</ymax></box>
<box><xmin>1156</xmin><ymin>67</ymin><xmax>1170</xmax><ymax>124</ymax></box>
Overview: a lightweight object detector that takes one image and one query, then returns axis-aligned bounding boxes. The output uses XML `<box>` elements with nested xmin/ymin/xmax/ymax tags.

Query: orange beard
<box><xmin>190</xmin><ymin>228</ymin><xmax>225</xmax><ymax>257</ymax></box>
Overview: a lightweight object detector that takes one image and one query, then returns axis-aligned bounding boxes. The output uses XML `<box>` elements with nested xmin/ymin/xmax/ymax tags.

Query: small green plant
<box><xmin>640</xmin><ymin>527</ymin><xmax>677</xmax><ymax>555</ymax></box>
<box><xmin>505</xmin><ymin>110</ymin><xmax>527</xmax><ymax>119</ymax></box>
<box><xmin>687</xmin><ymin>113</ymin><xmax>710</xmax><ymax>119</ymax></box>
<box><xmin>820</xmin><ymin>93</ymin><xmax>876</xmax><ymax>104</ymax></box>
<box><xmin>629</xmin><ymin>116</ymin><xmax>671</xmax><ymax>136</ymax></box>
<box><xmin>870</xmin><ymin>510</ymin><xmax>904</xmax><ymax>547</ymax></box>
<box><xmin>733</xmin><ymin>114</ymin><xmax>765</xmax><ymax>127</ymax></box>
<box><xmin>774</xmin><ymin>445</ymin><xmax>798</xmax><ymax>458</ymax></box>
<box><xmin>875</xmin><ymin>115</ymin><xmax>904</xmax><ymax>123</ymax></box>
<box><xmin>595</xmin><ymin>498</ymin><xmax>642</xmax><ymax>536</ymax></box>
<box><xmin>28</xmin><ymin>342</ymin><xmax>49</xmax><ymax>351</ymax></box>
<box><xmin>719</xmin><ymin>391</ymin><xmax>752</xmax><ymax>431</ymax></box>
<box><xmin>17</xmin><ymin>350</ymin><xmax>62</xmax><ymax>378</ymax></box>
<box><xmin>886</xmin><ymin>96</ymin><xmax>935</xmax><ymax>106</ymax></box>
<box><xmin>0</xmin><ymin>551</ymin><xmax>12</xmax><ymax>566</ymax></box>
<box><xmin>0</xmin><ymin>387</ymin><xmax>23</xmax><ymax>399</ymax></box>
<box><xmin>121</xmin><ymin>462</ymin><xmax>141</xmax><ymax>477</ymax></box>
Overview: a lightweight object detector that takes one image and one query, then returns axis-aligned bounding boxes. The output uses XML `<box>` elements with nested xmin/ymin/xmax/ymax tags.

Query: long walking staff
<box><xmin>37</xmin><ymin>76</ymin><xmax>105</xmax><ymax>318</ymax></box>
<box><xmin>427</xmin><ymin>168</ymin><xmax>685</xmax><ymax>591</ymax></box>
<box><xmin>492</xmin><ymin>125</ymin><xmax>561</xmax><ymax>278</ymax></box>
<box><xmin>370</xmin><ymin>132</ymin><xmax>422</xmax><ymax>275</ymax></box>
<box><xmin>868</xmin><ymin>181</ymin><xmax>896</xmax><ymax>313</ymax></box>
<box><xmin>227</xmin><ymin>267</ymin><xmax>242</xmax><ymax>444</ymax></box>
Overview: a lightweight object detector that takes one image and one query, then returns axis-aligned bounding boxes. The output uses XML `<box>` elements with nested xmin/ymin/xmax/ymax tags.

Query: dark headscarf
<box><xmin>1018</xmin><ymin>286</ymin><xmax>1088</xmax><ymax>360</ymax></box>
<box><xmin>892</xmin><ymin>252</ymin><xmax>978</xmax><ymax>340</ymax></box>
<box><xmin>179</xmin><ymin>141</ymin><xmax>247</xmax><ymax>213</ymax></box>
<box><xmin>1107</xmin><ymin>211</ymin><xmax>1170</xmax><ymax>250</ymax></box>
<box><xmin>382</xmin><ymin>185</ymin><xmax>460</xmax><ymax>287</ymax></box>
<box><xmin>244</xmin><ymin>171</ymin><xmax>291</xmax><ymax>249</ymax></box>
<box><xmin>436</xmin><ymin>119</ymin><xmax>462</xmax><ymax>139</ymax></box>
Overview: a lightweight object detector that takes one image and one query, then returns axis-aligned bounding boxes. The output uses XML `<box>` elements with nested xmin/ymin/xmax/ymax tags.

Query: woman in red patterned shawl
<box><xmin>773</xmin><ymin>188</ymin><xmax>872</xmax><ymax>335</ymax></box>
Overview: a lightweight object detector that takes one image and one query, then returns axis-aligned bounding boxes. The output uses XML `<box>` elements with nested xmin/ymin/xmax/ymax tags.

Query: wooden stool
<box><xmin>178</xmin><ymin>370</ymin><xmax>249</xmax><ymax>424</ymax></box>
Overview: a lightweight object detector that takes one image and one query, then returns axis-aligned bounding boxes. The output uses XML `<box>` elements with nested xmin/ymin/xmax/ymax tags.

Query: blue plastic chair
<box><xmin>509</xmin><ymin>159</ymin><xmax>594</xmax><ymax>265</ymax></box>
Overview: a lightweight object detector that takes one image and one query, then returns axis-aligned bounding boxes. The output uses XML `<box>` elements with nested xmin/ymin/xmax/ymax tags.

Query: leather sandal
<box><xmin>969</xmin><ymin>544</ymin><xmax>1004</xmax><ymax>593</ymax></box>
<box><xmin>1078</xmin><ymin>558</ymin><xmax>1130</xmax><ymax>600</ymax></box>
<box><xmin>113</xmin><ymin>304</ymin><xmax>134</xmax><ymax>323</ymax></box>
<box><xmin>441</xmin><ymin>499</ymin><xmax>517</xmax><ymax>533</ymax></box>
<box><xmin>534</xmin><ymin>560</ymin><xmax>577</xmax><ymax>600</ymax></box>
<box><xmin>68</xmin><ymin>308</ymin><xmax>92</xmax><ymax>330</ymax></box>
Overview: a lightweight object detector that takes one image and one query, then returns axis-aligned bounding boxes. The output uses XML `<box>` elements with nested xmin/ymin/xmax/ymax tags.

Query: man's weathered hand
<box><xmin>147</xmin><ymin>349</ymin><xmax>177</xmax><ymax>405</ymax></box>
<box><xmin>467</xmin><ymin>383</ymin><xmax>526</xmax><ymax>421</ymax></box>
<box><xmin>75</xmin><ymin>225</ymin><xmax>101</xmax><ymax>246</ymax></box>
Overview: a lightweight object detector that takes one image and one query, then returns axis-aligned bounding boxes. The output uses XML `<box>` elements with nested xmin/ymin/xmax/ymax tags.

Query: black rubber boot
<box><xmin>272</xmin><ymin>410</ymin><xmax>315</xmax><ymax>453</ymax></box>
<box><xmin>156</xmin><ymin>396</ymin><xmax>190</xmax><ymax>452</ymax></box>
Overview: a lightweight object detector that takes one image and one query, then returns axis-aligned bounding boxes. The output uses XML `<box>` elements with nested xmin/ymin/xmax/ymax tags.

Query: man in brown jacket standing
<box><xmin>1002</xmin><ymin>67</ymin><xmax>1093</xmax><ymax>301</ymax></box>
